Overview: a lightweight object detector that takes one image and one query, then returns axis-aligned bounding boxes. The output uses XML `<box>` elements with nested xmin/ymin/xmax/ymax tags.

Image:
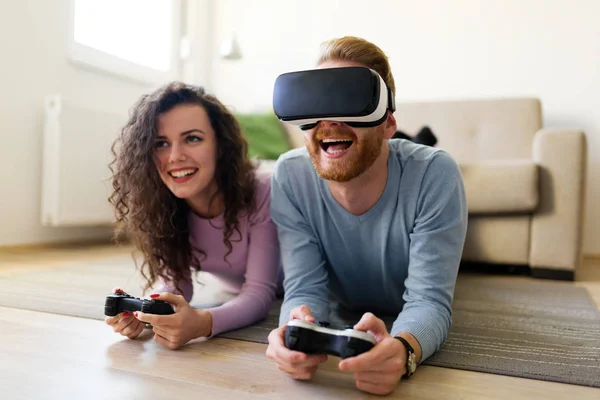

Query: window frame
<box><xmin>66</xmin><ymin>0</ymin><xmax>183</xmax><ymax>84</ymax></box>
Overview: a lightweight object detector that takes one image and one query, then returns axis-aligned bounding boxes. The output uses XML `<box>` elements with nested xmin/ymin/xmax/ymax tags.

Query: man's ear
<box><xmin>384</xmin><ymin>111</ymin><xmax>397</xmax><ymax>139</ymax></box>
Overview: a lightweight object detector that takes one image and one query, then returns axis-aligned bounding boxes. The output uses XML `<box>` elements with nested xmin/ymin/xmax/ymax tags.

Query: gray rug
<box><xmin>0</xmin><ymin>261</ymin><xmax>599</xmax><ymax>388</ymax></box>
<box><xmin>221</xmin><ymin>274</ymin><xmax>600</xmax><ymax>388</ymax></box>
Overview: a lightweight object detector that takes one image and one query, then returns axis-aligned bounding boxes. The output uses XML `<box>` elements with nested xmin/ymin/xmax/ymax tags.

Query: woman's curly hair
<box><xmin>108</xmin><ymin>82</ymin><xmax>257</xmax><ymax>293</ymax></box>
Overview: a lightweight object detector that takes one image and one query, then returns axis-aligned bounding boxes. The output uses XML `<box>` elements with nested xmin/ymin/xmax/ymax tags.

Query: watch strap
<box><xmin>394</xmin><ymin>336</ymin><xmax>416</xmax><ymax>378</ymax></box>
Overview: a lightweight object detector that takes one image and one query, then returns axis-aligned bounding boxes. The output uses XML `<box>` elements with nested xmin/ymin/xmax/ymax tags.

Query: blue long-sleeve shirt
<box><xmin>270</xmin><ymin>139</ymin><xmax>468</xmax><ymax>361</ymax></box>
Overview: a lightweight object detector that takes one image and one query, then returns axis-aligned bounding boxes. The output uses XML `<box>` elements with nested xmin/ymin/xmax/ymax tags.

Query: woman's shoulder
<box><xmin>248</xmin><ymin>164</ymin><xmax>274</xmax><ymax>222</ymax></box>
<box><xmin>253</xmin><ymin>166</ymin><xmax>272</xmax><ymax>202</ymax></box>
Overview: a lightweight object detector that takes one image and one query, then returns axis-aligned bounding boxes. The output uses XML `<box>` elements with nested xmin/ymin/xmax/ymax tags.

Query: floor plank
<box><xmin>0</xmin><ymin>243</ymin><xmax>599</xmax><ymax>398</ymax></box>
<box><xmin>1</xmin><ymin>306</ymin><xmax>599</xmax><ymax>400</ymax></box>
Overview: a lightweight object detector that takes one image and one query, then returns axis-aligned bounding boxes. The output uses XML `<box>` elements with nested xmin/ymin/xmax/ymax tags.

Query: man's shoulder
<box><xmin>389</xmin><ymin>139</ymin><xmax>460</xmax><ymax>175</ymax></box>
<box><xmin>273</xmin><ymin>147</ymin><xmax>315</xmax><ymax>179</ymax></box>
<box><xmin>389</xmin><ymin>138</ymin><xmax>442</xmax><ymax>162</ymax></box>
<box><xmin>277</xmin><ymin>146</ymin><xmax>311</xmax><ymax>164</ymax></box>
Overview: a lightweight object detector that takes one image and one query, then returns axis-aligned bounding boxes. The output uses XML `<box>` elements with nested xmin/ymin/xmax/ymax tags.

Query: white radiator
<box><xmin>41</xmin><ymin>95</ymin><xmax>128</xmax><ymax>226</ymax></box>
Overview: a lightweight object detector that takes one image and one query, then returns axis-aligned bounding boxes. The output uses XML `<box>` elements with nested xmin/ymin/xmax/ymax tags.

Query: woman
<box><xmin>105</xmin><ymin>82</ymin><xmax>282</xmax><ymax>349</ymax></box>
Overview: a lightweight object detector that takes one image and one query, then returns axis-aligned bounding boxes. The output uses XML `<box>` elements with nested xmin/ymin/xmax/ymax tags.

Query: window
<box><xmin>68</xmin><ymin>0</ymin><xmax>182</xmax><ymax>84</ymax></box>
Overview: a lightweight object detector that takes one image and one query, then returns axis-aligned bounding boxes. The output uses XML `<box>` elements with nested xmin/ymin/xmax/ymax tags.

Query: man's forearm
<box><xmin>391</xmin><ymin>302</ymin><xmax>451</xmax><ymax>362</ymax></box>
<box><xmin>270</xmin><ymin>168</ymin><xmax>331</xmax><ymax>327</ymax></box>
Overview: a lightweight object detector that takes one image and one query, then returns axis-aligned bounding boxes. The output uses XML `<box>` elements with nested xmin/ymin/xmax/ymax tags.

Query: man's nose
<box><xmin>318</xmin><ymin>120</ymin><xmax>343</xmax><ymax>129</ymax></box>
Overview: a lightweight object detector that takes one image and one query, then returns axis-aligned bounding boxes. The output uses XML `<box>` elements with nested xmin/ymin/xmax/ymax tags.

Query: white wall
<box><xmin>0</xmin><ymin>0</ymin><xmax>157</xmax><ymax>246</ymax></box>
<box><xmin>204</xmin><ymin>0</ymin><xmax>600</xmax><ymax>255</ymax></box>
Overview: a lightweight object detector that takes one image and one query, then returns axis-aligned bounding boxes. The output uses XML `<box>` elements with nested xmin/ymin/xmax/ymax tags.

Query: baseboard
<box><xmin>459</xmin><ymin>262</ymin><xmax>575</xmax><ymax>281</ymax></box>
<box><xmin>530</xmin><ymin>268</ymin><xmax>575</xmax><ymax>281</ymax></box>
<box><xmin>459</xmin><ymin>262</ymin><xmax>530</xmax><ymax>276</ymax></box>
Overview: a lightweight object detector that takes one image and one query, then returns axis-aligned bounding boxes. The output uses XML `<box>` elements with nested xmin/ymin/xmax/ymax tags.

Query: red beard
<box><xmin>306</xmin><ymin>125</ymin><xmax>384</xmax><ymax>182</ymax></box>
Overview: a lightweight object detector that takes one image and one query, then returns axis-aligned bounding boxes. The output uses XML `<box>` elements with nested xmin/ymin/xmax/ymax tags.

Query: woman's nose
<box><xmin>168</xmin><ymin>143</ymin><xmax>187</xmax><ymax>163</ymax></box>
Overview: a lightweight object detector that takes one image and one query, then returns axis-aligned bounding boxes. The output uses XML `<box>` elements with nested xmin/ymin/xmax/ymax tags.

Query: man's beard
<box><xmin>306</xmin><ymin>125</ymin><xmax>384</xmax><ymax>182</ymax></box>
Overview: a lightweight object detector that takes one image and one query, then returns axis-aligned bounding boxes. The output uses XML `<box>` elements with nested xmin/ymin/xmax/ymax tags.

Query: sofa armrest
<box><xmin>530</xmin><ymin>128</ymin><xmax>587</xmax><ymax>274</ymax></box>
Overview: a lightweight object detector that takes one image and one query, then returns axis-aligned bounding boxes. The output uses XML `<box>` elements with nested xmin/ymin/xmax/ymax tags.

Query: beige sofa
<box><xmin>393</xmin><ymin>98</ymin><xmax>587</xmax><ymax>280</ymax></box>
<box><xmin>279</xmin><ymin>97</ymin><xmax>587</xmax><ymax>280</ymax></box>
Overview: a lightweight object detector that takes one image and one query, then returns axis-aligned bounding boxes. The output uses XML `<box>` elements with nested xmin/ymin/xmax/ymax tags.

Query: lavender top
<box><xmin>156</xmin><ymin>169</ymin><xmax>282</xmax><ymax>337</ymax></box>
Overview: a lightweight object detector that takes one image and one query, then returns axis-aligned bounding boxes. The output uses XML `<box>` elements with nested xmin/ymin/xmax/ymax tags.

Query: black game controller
<box><xmin>284</xmin><ymin>320</ymin><xmax>376</xmax><ymax>359</ymax></box>
<box><xmin>104</xmin><ymin>293</ymin><xmax>175</xmax><ymax>317</ymax></box>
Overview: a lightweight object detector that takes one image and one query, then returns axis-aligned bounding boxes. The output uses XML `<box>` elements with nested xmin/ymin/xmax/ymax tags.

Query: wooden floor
<box><xmin>1</xmin><ymin>243</ymin><xmax>599</xmax><ymax>399</ymax></box>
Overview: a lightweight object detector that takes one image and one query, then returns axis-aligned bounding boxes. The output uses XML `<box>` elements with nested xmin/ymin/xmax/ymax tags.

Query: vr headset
<box><xmin>272</xmin><ymin>66</ymin><xmax>395</xmax><ymax>130</ymax></box>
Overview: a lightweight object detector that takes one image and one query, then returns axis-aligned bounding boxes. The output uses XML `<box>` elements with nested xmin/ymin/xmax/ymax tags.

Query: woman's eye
<box><xmin>154</xmin><ymin>140</ymin><xmax>168</xmax><ymax>148</ymax></box>
<box><xmin>187</xmin><ymin>135</ymin><xmax>202</xmax><ymax>143</ymax></box>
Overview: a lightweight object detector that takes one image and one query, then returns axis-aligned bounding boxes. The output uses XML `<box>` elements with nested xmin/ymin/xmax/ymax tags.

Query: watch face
<box><xmin>407</xmin><ymin>353</ymin><xmax>417</xmax><ymax>374</ymax></box>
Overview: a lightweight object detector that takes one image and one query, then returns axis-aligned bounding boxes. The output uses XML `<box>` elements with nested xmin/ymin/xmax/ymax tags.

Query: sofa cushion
<box><xmin>460</xmin><ymin>160</ymin><xmax>539</xmax><ymax>214</ymax></box>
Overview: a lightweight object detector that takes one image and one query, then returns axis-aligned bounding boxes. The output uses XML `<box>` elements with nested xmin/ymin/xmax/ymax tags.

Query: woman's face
<box><xmin>154</xmin><ymin>104</ymin><xmax>219</xmax><ymax>206</ymax></box>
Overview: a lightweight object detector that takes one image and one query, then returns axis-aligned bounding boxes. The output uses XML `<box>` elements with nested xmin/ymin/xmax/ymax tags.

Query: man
<box><xmin>266</xmin><ymin>36</ymin><xmax>468</xmax><ymax>395</ymax></box>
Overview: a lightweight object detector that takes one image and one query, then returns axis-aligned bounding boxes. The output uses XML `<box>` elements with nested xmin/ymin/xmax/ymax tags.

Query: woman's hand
<box><xmin>133</xmin><ymin>292</ymin><xmax>213</xmax><ymax>349</ymax></box>
<box><xmin>104</xmin><ymin>287</ymin><xmax>145</xmax><ymax>339</ymax></box>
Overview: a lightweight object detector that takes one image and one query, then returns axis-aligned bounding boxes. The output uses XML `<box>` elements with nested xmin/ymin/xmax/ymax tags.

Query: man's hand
<box><xmin>265</xmin><ymin>305</ymin><xmax>328</xmax><ymax>380</ymax></box>
<box><xmin>134</xmin><ymin>292</ymin><xmax>212</xmax><ymax>350</ymax></box>
<box><xmin>338</xmin><ymin>313</ymin><xmax>407</xmax><ymax>396</ymax></box>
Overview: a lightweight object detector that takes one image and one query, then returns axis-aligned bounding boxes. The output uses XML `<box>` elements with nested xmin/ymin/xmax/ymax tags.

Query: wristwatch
<box><xmin>394</xmin><ymin>336</ymin><xmax>417</xmax><ymax>378</ymax></box>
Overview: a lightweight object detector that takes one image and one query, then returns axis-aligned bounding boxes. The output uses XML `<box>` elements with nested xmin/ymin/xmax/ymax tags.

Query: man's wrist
<box><xmin>394</xmin><ymin>332</ymin><xmax>422</xmax><ymax>378</ymax></box>
<box><xmin>394</xmin><ymin>332</ymin><xmax>422</xmax><ymax>363</ymax></box>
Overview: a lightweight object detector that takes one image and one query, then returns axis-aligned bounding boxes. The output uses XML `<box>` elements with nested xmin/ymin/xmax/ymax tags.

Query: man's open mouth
<box><xmin>319</xmin><ymin>138</ymin><xmax>354</xmax><ymax>155</ymax></box>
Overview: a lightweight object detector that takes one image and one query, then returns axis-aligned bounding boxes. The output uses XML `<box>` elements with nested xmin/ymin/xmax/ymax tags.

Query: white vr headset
<box><xmin>272</xmin><ymin>66</ymin><xmax>395</xmax><ymax>130</ymax></box>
